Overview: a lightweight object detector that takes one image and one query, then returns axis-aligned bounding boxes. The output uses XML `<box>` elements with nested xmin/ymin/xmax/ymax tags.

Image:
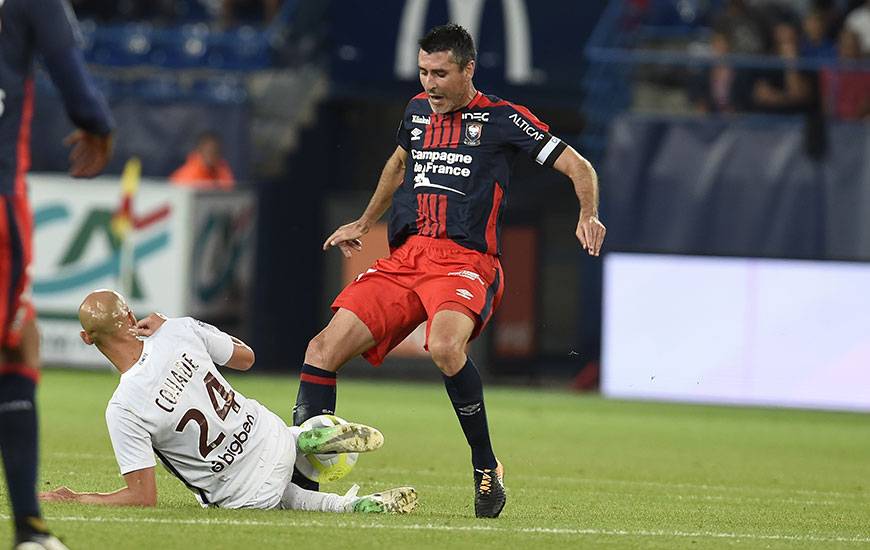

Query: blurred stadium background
<box><xmin>29</xmin><ymin>0</ymin><xmax>870</xmax><ymax>411</ymax></box>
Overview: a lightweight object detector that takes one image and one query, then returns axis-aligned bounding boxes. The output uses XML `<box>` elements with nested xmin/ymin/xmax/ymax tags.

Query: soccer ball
<box><xmin>295</xmin><ymin>414</ymin><xmax>359</xmax><ymax>482</ymax></box>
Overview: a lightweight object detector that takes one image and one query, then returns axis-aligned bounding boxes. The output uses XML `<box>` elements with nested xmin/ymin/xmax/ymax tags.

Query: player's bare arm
<box><xmin>40</xmin><ymin>467</ymin><xmax>157</xmax><ymax>507</ymax></box>
<box><xmin>552</xmin><ymin>146</ymin><xmax>606</xmax><ymax>256</ymax></box>
<box><xmin>224</xmin><ymin>336</ymin><xmax>255</xmax><ymax>371</ymax></box>
<box><xmin>323</xmin><ymin>146</ymin><xmax>408</xmax><ymax>258</ymax></box>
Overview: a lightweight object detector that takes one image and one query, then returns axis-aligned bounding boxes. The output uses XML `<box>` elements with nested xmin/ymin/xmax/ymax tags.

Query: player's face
<box><xmin>418</xmin><ymin>49</ymin><xmax>474</xmax><ymax>114</ymax></box>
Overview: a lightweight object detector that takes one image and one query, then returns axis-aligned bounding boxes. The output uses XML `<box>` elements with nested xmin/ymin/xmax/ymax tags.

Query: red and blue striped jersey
<box><xmin>392</xmin><ymin>91</ymin><xmax>566</xmax><ymax>255</ymax></box>
<box><xmin>0</xmin><ymin>0</ymin><xmax>113</xmax><ymax>195</ymax></box>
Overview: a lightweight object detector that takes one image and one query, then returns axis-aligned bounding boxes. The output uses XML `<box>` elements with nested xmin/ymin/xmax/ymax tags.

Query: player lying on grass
<box><xmin>39</xmin><ymin>290</ymin><xmax>416</xmax><ymax>514</ymax></box>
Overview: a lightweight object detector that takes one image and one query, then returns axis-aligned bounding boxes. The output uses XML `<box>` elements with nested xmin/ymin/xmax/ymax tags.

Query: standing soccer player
<box><xmin>0</xmin><ymin>0</ymin><xmax>113</xmax><ymax>547</ymax></box>
<box><xmin>293</xmin><ymin>23</ymin><xmax>605</xmax><ymax>518</ymax></box>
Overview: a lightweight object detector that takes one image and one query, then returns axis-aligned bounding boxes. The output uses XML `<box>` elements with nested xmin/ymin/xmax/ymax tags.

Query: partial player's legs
<box><xmin>293</xmin><ymin>266</ymin><xmax>427</xmax><ymax>490</ymax></box>
<box><xmin>0</xmin><ymin>322</ymin><xmax>66</xmax><ymax>548</ymax></box>
<box><xmin>292</xmin><ymin>308</ymin><xmax>378</xmax><ymax>490</ymax></box>
<box><xmin>0</xmin><ymin>194</ymin><xmax>64</xmax><ymax>548</ymax></box>
<box><xmin>293</xmin><ymin>308</ymin><xmax>376</xmax><ymax>425</ymax></box>
<box><xmin>428</xmin><ymin>308</ymin><xmax>506</xmax><ymax>519</ymax></box>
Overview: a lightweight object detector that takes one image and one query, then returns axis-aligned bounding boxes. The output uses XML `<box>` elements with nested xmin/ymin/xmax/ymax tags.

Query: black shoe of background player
<box><xmin>473</xmin><ymin>460</ymin><xmax>506</xmax><ymax>518</ymax></box>
<box><xmin>292</xmin><ymin>466</ymin><xmax>319</xmax><ymax>492</ymax></box>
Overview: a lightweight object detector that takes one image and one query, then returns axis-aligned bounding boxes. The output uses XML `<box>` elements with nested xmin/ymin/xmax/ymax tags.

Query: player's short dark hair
<box><xmin>419</xmin><ymin>24</ymin><xmax>476</xmax><ymax>68</ymax></box>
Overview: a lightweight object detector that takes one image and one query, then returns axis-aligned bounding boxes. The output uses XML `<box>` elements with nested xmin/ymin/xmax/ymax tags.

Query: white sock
<box><xmin>279</xmin><ymin>482</ymin><xmax>356</xmax><ymax>513</ymax></box>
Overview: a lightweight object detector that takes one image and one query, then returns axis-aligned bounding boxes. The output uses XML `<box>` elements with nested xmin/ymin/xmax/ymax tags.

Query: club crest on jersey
<box><xmin>464</xmin><ymin>122</ymin><xmax>483</xmax><ymax>146</ymax></box>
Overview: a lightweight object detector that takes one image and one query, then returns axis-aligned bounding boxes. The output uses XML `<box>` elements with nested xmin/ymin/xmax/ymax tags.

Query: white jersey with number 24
<box><xmin>104</xmin><ymin>317</ymin><xmax>289</xmax><ymax>508</ymax></box>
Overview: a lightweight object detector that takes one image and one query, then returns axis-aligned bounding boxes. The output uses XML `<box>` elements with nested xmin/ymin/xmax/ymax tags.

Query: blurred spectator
<box><xmin>716</xmin><ymin>0</ymin><xmax>770</xmax><ymax>54</ymax></box>
<box><xmin>821</xmin><ymin>29</ymin><xmax>870</xmax><ymax>119</ymax></box>
<box><xmin>748</xmin><ymin>0</ymin><xmax>813</xmax><ymax>18</ymax></box>
<box><xmin>844</xmin><ymin>0</ymin><xmax>870</xmax><ymax>53</ymax></box>
<box><xmin>751</xmin><ymin>22</ymin><xmax>818</xmax><ymax>113</ymax></box>
<box><xmin>689</xmin><ymin>27</ymin><xmax>755</xmax><ymax>112</ymax></box>
<box><xmin>170</xmin><ymin>131</ymin><xmax>235</xmax><ymax>189</ymax></box>
<box><xmin>802</xmin><ymin>8</ymin><xmax>838</xmax><ymax>57</ymax></box>
<box><xmin>221</xmin><ymin>0</ymin><xmax>281</xmax><ymax>28</ymax></box>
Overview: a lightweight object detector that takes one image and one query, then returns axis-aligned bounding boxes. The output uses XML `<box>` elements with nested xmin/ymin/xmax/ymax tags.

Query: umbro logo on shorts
<box><xmin>455</xmin><ymin>289</ymin><xmax>474</xmax><ymax>300</ymax></box>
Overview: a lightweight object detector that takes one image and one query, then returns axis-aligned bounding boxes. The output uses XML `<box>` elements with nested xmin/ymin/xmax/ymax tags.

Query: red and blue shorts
<box><xmin>332</xmin><ymin>235</ymin><xmax>504</xmax><ymax>366</ymax></box>
<box><xmin>0</xmin><ymin>192</ymin><xmax>35</xmax><ymax>349</ymax></box>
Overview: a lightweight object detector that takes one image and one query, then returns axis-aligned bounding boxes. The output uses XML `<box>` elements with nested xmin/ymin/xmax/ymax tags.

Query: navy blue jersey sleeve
<box><xmin>396</xmin><ymin>117</ymin><xmax>411</xmax><ymax>151</ymax></box>
<box><xmin>396</xmin><ymin>104</ymin><xmax>412</xmax><ymax>150</ymax></box>
<box><xmin>27</xmin><ymin>0</ymin><xmax>79</xmax><ymax>57</ymax></box>
<box><xmin>500</xmin><ymin>103</ymin><xmax>567</xmax><ymax>168</ymax></box>
<box><xmin>29</xmin><ymin>0</ymin><xmax>114</xmax><ymax>135</ymax></box>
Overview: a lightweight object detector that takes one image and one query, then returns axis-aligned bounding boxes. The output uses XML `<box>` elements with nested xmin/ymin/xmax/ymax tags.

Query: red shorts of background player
<box><xmin>332</xmin><ymin>235</ymin><xmax>505</xmax><ymax>366</ymax></box>
<box><xmin>0</xmin><ymin>192</ymin><xmax>36</xmax><ymax>349</ymax></box>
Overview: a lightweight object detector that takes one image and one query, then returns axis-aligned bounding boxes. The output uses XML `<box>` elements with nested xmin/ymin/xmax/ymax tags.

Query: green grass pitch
<box><xmin>2</xmin><ymin>368</ymin><xmax>869</xmax><ymax>549</ymax></box>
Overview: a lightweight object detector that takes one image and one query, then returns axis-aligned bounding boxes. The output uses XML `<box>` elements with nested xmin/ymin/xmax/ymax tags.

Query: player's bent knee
<box><xmin>428</xmin><ymin>338</ymin><xmax>466</xmax><ymax>376</ymax></box>
<box><xmin>304</xmin><ymin>334</ymin><xmax>335</xmax><ymax>371</ymax></box>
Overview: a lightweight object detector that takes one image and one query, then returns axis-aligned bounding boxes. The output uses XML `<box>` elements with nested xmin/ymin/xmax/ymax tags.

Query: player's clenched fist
<box><xmin>65</xmin><ymin>130</ymin><xmax>113</xmax><ymax>178</ymax></box>
<box><xmin>577</xmin><ymin>215</ymin><xmax>606</xmax><ymax>257</ymax></box>
<box><xmin>136</xmin><ymin>312</ymin><xmax>167</xmax><ymax>337</ymax></box>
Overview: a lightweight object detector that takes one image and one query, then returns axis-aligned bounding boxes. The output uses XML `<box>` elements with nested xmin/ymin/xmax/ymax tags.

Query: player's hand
<box><xmin>577</xmin><ymin>214</ymin><xmax>606</xmax><ymax>257</ymax></box>
<box><xmin>64</xmin><ymin>130</ymin><xmax>113</xmax><ymax>178</ymax></box>
<box><xmin>39</xmin><ymin>486</ymin><xmax>79</xmax><ymax>502</ymax></box>
<box><xmin>136</xmin><ymin>312</ymin><xmax>167</xmax><ymax>337</ymax></box>
<box><xmin>323</xmin><ymin>220</ymin><xmax>367</xmax><ymax>258</ymax></box>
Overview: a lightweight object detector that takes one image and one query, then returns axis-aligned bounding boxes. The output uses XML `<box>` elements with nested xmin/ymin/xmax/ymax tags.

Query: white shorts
<box><xmin>239</xmin><ymin>425</ymin><xmax>302</xmax><ymax>509</ymax></box>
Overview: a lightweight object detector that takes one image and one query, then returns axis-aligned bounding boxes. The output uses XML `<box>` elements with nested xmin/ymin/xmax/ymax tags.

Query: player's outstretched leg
<box><xmin>350</xmin><ymin>487</ymin><xmax>418</xmax><ymax>514</ymax></box>
<box><xmin>280</xmin><ymin>482</ymin><xmax>417</xmax><ymax>514</ymax></box>
<box><xmin>297</xmin><ymin>422</ymin><xmax>384</xmax><ymax>455</ymax></box>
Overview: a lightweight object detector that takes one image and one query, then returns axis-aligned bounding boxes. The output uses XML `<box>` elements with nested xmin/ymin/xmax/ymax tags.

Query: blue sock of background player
<box><xmin>0</xmin><ymin>371</ymin><xmax>47</xmax><ymax>542</ymax></box>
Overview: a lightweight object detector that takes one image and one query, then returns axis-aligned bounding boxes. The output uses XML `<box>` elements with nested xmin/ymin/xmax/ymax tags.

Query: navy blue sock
<box><xmin>442</xmin><ymin>358</ymin><xmax>497</xmax><ymax>470</ymax></box>
<box><xmin>0</xmin><ymin>372</ymin><xmax>42</xmax><ymax>536</ymax></box>
<box><xmin>292</xmin><ymin>364</ymin><xmax>337</xmax><ymax>491</ymax></box>
<box><xmin>293</xmin><ymin>364</ymin><xmax>337</xmax><ymax>426</ymax></box>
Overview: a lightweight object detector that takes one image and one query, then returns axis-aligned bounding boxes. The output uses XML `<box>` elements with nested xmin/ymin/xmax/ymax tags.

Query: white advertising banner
<box><xmin>29</xmin><ymin>174</ymin><xmax>255</xmax><ymax>367</ymax></box>
<box><xmin>602</xmin><ymin>253</ymin><xmax>870</xmax><ymax>412</ymax></box>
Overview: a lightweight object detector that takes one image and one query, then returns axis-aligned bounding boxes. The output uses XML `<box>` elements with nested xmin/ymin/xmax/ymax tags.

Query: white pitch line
<box><xmin>372</xmin><ymin>467</ymin><xmax>870</xmax><ymax>501</ymax></box>
<box><xmin>359</xmin><ymin>481</ymin><xmax>844</xmax><ymax>507</ymax></box>
<box><xmin>4</xmin><ymin>515</ymin><xmax>869</xmax><ymax>544</ymax></box>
